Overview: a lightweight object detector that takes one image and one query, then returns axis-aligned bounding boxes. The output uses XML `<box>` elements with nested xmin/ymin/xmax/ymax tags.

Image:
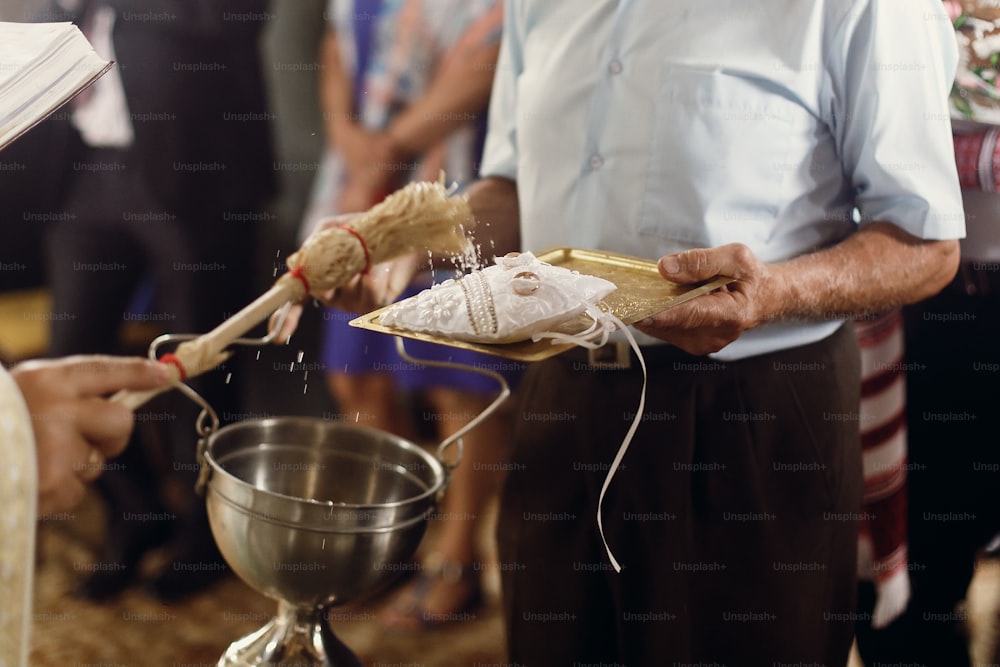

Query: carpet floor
<box><xmin>28</xmin><ymin>489</ymin><xmax>507</xmax><ymax>667</ymax></box>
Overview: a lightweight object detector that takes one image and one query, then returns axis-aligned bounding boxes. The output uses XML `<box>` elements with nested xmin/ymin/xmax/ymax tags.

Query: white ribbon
<box><xmin>534</xmin><ymin>309</ymin><xmax>647</xmax><ymax>573</ymax></box>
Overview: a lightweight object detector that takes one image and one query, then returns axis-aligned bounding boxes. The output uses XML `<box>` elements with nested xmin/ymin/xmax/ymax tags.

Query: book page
<box><xmin>0</xmin><ymin>21</ymin><xmax>111</xmax><ymax>151</ymax></box>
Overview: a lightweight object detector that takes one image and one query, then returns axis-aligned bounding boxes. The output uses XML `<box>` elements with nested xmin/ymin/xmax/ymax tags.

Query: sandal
<box><xmin>380</xmin><ymin>553</ymin><xmax>483</xmax><ymax>630</ymax></box>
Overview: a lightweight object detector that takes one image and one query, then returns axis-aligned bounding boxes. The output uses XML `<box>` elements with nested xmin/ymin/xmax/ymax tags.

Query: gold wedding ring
<box><xmin>512</xmin><ymin>271</ymin><xmax>541</xmax><ymax>296</ymax></box>
<box><xmin>501</xmin><ymin>251</ymin><xmax>522</xmax><ymax>270</ymax></box>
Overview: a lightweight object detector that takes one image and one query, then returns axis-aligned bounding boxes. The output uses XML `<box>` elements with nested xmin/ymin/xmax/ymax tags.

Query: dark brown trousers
<box><xmin>498</xmin><ymin>323</ymin><xmax>863</xmax><ymax>667</ymax></box>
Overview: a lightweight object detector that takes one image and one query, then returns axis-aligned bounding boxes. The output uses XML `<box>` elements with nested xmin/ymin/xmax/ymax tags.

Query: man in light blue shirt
<box><xmin>459</xmin><ymin>0</ymin><xmax>966</xmax><ymax>664</ymax></box>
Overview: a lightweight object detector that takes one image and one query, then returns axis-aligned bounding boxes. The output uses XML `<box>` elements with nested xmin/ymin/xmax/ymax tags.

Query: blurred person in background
<box><xmin>35</xmin><ymin>0</ymin><xmax>275</xmax><ymax>602</ymax></box>
<box><xmin>296</xmin><ymin>0</ymin><xmax>519</xmax><ymax>629</ymax></box>
<box><xmin>854</xmin><ymin>2</ymin><xmax>1000</xmax><ymax>665</ymax></box>
<box><xmin>851</xmin><ymin>307</ymin><xmax>914</xmax><ymax>662</ymax></box>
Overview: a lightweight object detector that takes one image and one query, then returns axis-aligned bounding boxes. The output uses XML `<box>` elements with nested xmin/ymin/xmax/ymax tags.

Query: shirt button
<box><xmin>608</xmin><ymin>59</ymin><xmax>623</xmax><ymax>75</ymax></box>
<box><xmin>589</xmin><ymin>154</ymin><xmax>604</xmax><ymax>170</ymax></box>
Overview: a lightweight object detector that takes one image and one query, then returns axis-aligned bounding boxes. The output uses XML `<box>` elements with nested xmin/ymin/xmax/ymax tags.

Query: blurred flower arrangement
<box><xmin>947</xmin><ymin>0</ymin><xmax>1000</xmax><ymax>123</ymax></box>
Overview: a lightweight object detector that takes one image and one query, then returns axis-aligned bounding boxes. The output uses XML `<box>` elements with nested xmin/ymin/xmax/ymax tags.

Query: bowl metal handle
<box><xmin>146</xmin><ymin>303</ymin><xmax>294</xmax><ymax>494</ymax></box>
<box><xmin>392</xmin><ymin>336</ymin><xmax>511</xmax><ymax>473</ymax></box>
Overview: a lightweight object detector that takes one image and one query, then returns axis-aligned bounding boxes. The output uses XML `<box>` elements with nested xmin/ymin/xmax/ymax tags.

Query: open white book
<box><xmin>0</xmin><ymin>21</ymin><xmax>111</xmax><ymax>151</ymax></box>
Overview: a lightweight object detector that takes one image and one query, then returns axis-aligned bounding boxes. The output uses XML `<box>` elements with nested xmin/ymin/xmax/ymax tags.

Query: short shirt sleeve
<box><xmin>479</xmin><ymin>0</ymin><xmax>522</xmax><ymax>181</ymax></box>
<box><xmin>830</xmin><ymin>0</ymin><xmax>965</xmax><ymax>240</ymax></box>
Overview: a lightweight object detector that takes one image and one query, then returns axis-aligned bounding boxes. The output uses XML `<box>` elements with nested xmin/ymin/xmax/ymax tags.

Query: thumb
<box><xmin>658</xmin><ymin>244</ymin><xmax>750</xmax><ymax>284</ymax></box>
<box><xmin>658</xmin><ymin>247</ymin><xmax>721</xmax><ymax>284</ymax></box>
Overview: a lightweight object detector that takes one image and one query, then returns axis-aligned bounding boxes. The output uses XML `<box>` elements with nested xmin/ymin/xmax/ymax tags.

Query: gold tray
<box><xmin>349</xmin><ymin>247</ymin><xmax>733</xmax><ymax>362</ymax></box>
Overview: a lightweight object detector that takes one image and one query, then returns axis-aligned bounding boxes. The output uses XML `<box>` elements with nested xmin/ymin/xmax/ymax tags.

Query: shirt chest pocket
<box><xmin>639</xmin><ymin>65</ymin><xmax>811</xmax><ymax>248</ymax></box>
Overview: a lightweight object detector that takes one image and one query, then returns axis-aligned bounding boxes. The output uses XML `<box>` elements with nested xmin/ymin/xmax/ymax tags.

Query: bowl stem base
<box><xmin>217</xmin><ymin>600</ymin><xmax>362</xmax><ymax>667</ymax></box>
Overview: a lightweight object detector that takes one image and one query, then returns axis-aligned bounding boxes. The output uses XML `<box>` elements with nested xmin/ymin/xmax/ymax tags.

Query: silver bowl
<box><xmin>203</xmin><ymin>417</ymin><xmax>447</xmax><ymax>666</ymax></box>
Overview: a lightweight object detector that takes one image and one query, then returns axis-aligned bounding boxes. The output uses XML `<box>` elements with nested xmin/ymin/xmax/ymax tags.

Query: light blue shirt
<box><xmin>481</xmin><ymin>0</ymin><xmax>966</xmax><ymax>360</ymax></box>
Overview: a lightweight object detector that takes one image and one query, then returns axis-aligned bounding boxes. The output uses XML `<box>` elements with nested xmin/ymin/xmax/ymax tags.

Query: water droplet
<box><xmin>296</xmin><ymin>350</ymin><xmax>304</xmax><ymax>363</ymax></box>
<box><xmin>225</xmin><ymin>373</ymin><xmax>232</xmax><ymax>384</ymax></box>
<box><xmin>303</xmin><ymin>371</ymin><xmax>309</xmax><ymax>382</ymax></box>
<box><xmin>255</xmin><ymin>351</ymin><xmax>261</xmax><ymax>361</ymax></box>
<box><xmin>303</xmin><ymin>384</ymin><xmax>308</xmax><ymax>394</ymax></box>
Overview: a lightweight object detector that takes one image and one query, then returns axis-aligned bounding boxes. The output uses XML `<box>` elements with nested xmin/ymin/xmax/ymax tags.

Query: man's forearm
<box><xmin>764</xmin><ymin>222</ymin><xmax>960</xmax><ymax>322</ymax></box>
<box><xmin>464</xmin><ymin>177</ymin><xmax>521</xmax><ymax>261</ymax></box>
<box><xmin>642</xmin><ymin>221</ymin><xmax>961</xmax><ymax>355</ymax></box>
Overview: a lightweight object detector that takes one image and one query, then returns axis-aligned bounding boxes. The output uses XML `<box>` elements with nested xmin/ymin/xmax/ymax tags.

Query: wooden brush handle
<box><xmin>111</xmin><ymin>276</ymin><xmax>304</xmax><ymax>410</ymax></box>
<box><xmin>110</xmin><ymin>179</ymin><xmax>471</xmax><ymax>411</ymax></box>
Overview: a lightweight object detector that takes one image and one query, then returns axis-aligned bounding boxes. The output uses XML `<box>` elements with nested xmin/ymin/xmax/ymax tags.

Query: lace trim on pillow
<box><xmin>458</xmin><ymin>270</ymin><xmax>499</xmax><ymax>337</ymax></box>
